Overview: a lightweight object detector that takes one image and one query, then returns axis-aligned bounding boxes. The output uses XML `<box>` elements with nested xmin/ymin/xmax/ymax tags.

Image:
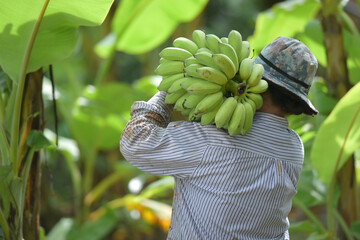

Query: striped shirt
<box><xmin>120</xmin><ymin>92</ymin><xmax>304</xmax><ymax>240</ymax></box>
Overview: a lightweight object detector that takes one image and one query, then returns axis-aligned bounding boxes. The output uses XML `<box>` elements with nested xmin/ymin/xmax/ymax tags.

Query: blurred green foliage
<box><xmin>0</xmin><ymin>0</ymin><xmax>360</xmax><ymax>239</ymax></box>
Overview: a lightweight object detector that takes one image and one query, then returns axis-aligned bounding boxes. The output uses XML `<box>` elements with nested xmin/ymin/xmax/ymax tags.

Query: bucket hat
<box><xmin>254</xmin><ymin>36</ymin><xmax>318</xmax><ymax>115</ymax></box>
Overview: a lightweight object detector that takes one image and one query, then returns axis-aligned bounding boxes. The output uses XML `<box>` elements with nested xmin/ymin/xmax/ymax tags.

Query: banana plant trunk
<box><xmin>320</xmin><ymin>0</ymin><xmax>359</xmax><ymax>237</ymax></box>
<box><xmin>21</xmin><ymin>69</ymin><xmax>44</xmax><ymax>240</ymax></box>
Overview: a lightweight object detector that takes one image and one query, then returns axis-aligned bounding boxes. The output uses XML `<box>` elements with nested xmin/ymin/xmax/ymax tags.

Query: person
<box><xmin>120</xmin><ymin>36</ymin><xmax>318</xmax><ymax>240</ymax></box>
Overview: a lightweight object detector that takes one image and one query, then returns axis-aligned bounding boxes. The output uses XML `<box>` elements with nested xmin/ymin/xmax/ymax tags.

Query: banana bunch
<box><xmin>155</xmin><ymin>29</ymin><xmax>268</xmax><ymax>136</ymax></box>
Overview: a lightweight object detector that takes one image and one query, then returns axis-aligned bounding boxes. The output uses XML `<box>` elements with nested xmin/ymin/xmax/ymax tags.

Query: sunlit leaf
<box><xmin>311</xmin><ymin>82</ymin><xmax>360</xmax><ymax>184</ymax></box>
<box><xmin>307</xmin><ymin>232</ymin><xmax>330</xmax><ymax>240</ymax></box>
<box><xmin>344</xmin><ymin>30</ymin><xmax>360</xmax><ymax>85</ymax></box>
<box><xmin>296</xmin><ymin>20</ymin><xmax>327</xmax><ymax>67</ymax></box>
<box><xmin>71</xmin><ymin>83</ymin><xmax>142</xmax><ymax>151</ymax></box>
<box><xmin>26</xmin><ymin>130</ymin><xmax>52</xmax><ymax>151</ymax></box>
<box><xmin>295</xmin><ymin>167</ymin><xmax>326</xmax><ymax>207</ymax></box>
<box><xmin>307</xmin><ymin>78</ymin><xmax>338</xmax><ymax>115</ymax></box>
<box><xmin>0</xmin><ymin>0</ymin><xmax>114</xmax><ymax>82</ymax></box>
<box><xmin>132</xmin><ymin>75</ymin><xmax>161</xmax><ymax>101</ymax></box>
<box><xmin>95</xmin><ymin>0</ymin><xmax>209</xmax><ymax>57</ymax></box>
<box><xmin>289</xmin><ymin>220</ymin><xmax>318</xmax><ymax>233</ymax></box>
<box><xmin>47</xmin><ymin>218</ymin><xmax>74</xmax><ymax>240</ymax></box>
<box><xmin>249</xmin><ymin>0</ymin><xmax>320</xmax><ymax>54</ymax></box>
<box><xmin>140</xmin><ymin>176</ymin><xmax>174</xmax><ymax>199</ymax></box>
<box><xmin>67</xmin><ymin>209</ymin><xmax>117</xmax><ymax>240</ymax></box>
<box><xmin>40</xmin><ymin>227</ymin><xmax>48</xmax><ymax>240</ymax></box>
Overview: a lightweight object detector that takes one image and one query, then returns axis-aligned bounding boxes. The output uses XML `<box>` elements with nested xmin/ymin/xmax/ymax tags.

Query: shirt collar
<box><xmin>254</xmin><ymin>112</ymin><xmax>289</xmax><ymax>129</ymax></box>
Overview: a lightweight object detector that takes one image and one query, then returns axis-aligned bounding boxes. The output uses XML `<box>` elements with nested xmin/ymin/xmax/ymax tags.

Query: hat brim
<box><xmin>255</xmin><ymin>56</ymin><xmax>318</xmax><ymax>115</ymax></box>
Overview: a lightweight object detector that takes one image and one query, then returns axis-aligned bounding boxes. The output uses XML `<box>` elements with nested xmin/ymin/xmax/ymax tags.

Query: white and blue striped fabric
<box><xmin>120</xmin><ymin>92</ymin><xmax>304</xmax><ymax>240</ymax></box>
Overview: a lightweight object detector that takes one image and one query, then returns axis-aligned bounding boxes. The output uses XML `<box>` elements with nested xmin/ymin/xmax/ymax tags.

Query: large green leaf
<box><xmin>95</xmin><ymin>0</ymin><xmax>209</xmax><ymax>57</ymax></box>
<box><xmin>296</xmin><ymin>20</ymin><xmax>327</xmax><ymax>67</ymax></box>
<box><xmin>307</xmin><ymin>78</ymin><xmax>338</xmax><ymax>115</ymax></box>
<box><xmin>295</xmin><ymin>167</ymin><xmax>326</xmax><ymax>207</ymax></box>
<box><xmin>47</xmin><ymin>218</ymin><xmax>74</xmax><ymax>240</ymax></box>
<box><xmin>248</xmin><ymin>0</ymin><xmax>320</xmax><ymax>54</ymax></box>
<box><xmin>71</xmin><ymin>83</ymin><xmax>143</xmax><ymax>151</ymax></box>
<box><xmin>67</xmin><ymin>209</ymin><xmax>117</xmax><ymax>240</ymax></box>
<box><xmin>0</xmin><ymin>0</ymin><xmax>114</xmax><ymax>82</ymax></box>
<box><xmin>311</xmin><ymin>82</ymin><xmax>360</xmax><ymax>183</ymax></box>
<box><xmin>343</xmin><ymin>30</ymin><xmax>360</xmax><ymax>85</ymax></box>
<box><xmin>26</xmin><ymin>130</ymin><xmax>52</xmax><ymax>151</ymax></box>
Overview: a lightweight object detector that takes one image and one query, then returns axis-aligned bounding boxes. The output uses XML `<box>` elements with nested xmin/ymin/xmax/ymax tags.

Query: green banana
<box><xmin>192</xmin><ymin>30</ymin><xmax>207</xmax><ymax>48</ymax></box>
<box><xmin>186</xmin><ymin>80</ymin><xmax>223</xmax><ymax>95</ymax></box>
<box><xmin>174</xmin><ymin>93</ymin><xmax>190</xmax><ymax>111</ymax></box>
<box><xmin>245</xmin><ymin>98</ymin><xmax>257</xmax><ymax>113</ymax></box>
<box><xmin>184</xmin><ymin>64</ymin><xmax>204</xmax><ymax>78</ymax></box>
<box><xmin>182</xmin><ymin>93</ymin><xmax>206</xmax><ymax>109</ymax></box>
<box><xmin>205</xmin><ymin>34</ymin><xmax>221</xmax><ymax>53</ymax></box>
<box><xmin>155</xmin><ymin>61</ymin><xmax>184</xmax><ymax>76</ymax></box>
<box><xmin>215</xmin><ymin>97</ymin><xmax>237</xmax><ymax>129</ymax></box>
<box><xmin>247</xmin><ymin>79</ymin><xmax>268</xmax><ymax>94</ymax></box>
<box><xmin>197</xmin><ymin>47</ymin><xmax>213</xmax><ymax>54</ymax></box>
<box><xmin>200</xmin><ymin>100</ymin><xmax>223</xmax><ymax>126</ymax></box>
<box><xmin>218</xmin><ymin>42</ymin><xmax>239</xmax><ymax>72</ymax></box>
<box><xmin>188</xmin><ymin>108</ymin><xmax>201</xmax><ymax>122</ymax></box>
<box><xmin>196</xmin><ymin>66</ymin><xmax>228</xmax><ymax>85</ymax></box>
<box><xmin>240</xmin><ymin>101</ymin><xmax>254</xmax><ymax>135</ymax></box>
<box><xmin>246</xmin><ymin>63</ymin><xmax>264</xmax><ymax>87</ymax></box>
<box><xmin>159</xmin><ymin>57</ymin><xmax>171</xmax><ymax>64</ymax></box>
<box><xmin>239</xmin><ymin>58</ymin><xmax>254</xmax><ymax>81</ymax></box>
<box><xmin>194</xmin><ymin>51</ymin><xmax>219</xmax><ymax>70</ymax></box>
<box><xmin>228</xmin><ymin>102</ymin><xmax>246</xmax><ymax>136</ymax></box>
<box><xmin>157</xmin><ymin>73</ymin><xmax>184</xmax><ymax>92</ymax></box>
<box><xmin>165</xmin><ymin>90</ymin><xmax>186</xmax><ymax>104</ymax></box>
<box><xmin>173</xmin><ymin>37</ymin><xmax>199</xmax><ymax>54</ymax></box>
<box><xmin>228</xmin><ymin>30</ymin><xmax>243</xmax><ymax>63</ymax></box>
<box><xmin>238</xmin><ymin>41</ymin><xmax>251</xmax><ymax>62</ymax></box>
<box><xmin>246</xmin><ymin>93</ymin><xmax>263</xmax><ymax>110</ymax></box>
<box><xmin>168</xmin><ymin>78</ymin><xmax>187</xmax><ymax>93</ymax></box>
<box><xmin>212</xmin><ymin>53</ymin><xmax>236</xmax><ymax>79</ymax></box>
<box><xmin>184</xmin><ymin>56</ymin><xmax>199</xmax><ymax>67</ymax></box>
<box><xmin>220</xmin><ymin>37</ymin><xmax>229</xmax><ymax>44</ymax></box>
<box><xmin>181</xmin><ymin>108</ymin><xmax>192</xmax><ymax>116</ymax></box>
<box><xmin>159</xmin><ymin>47</ymin><xmax>193</xmax><ymax>61</ymax></box>
<box><xmin>194</xmin><ymin>91</ymin><xmax>223</xmax><ymax>116</ymax></box>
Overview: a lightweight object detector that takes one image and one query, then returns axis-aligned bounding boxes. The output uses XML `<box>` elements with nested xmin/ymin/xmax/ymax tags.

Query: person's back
<box><xmin>165</xmin><ymin>113</ymin><xmax>303</xmax><ymax>239</ymax></box>
<box><xmin>120</xmin><ymin>36</ymin><xmax>318</xmax><ymax>240</ymax></box>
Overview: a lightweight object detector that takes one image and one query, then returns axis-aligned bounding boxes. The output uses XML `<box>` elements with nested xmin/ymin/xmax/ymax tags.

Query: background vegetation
<box><xmin>0</xmin><ymin>0</ymin><xmax>359</xmax><ymax>239</ymax></box>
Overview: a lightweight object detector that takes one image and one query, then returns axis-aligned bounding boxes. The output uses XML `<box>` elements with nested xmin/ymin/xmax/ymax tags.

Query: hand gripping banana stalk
<box><xmin>154</xmin><ymin>29</ymin><xmax>268</xmax><ymax>136</ymax></box>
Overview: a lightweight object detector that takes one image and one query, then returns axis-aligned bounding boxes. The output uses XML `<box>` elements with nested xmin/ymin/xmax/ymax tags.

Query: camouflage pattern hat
<box><xmin>254</xmin><ymin>36</ymin><xmax>318</xmax><ymax>115</ymax></box>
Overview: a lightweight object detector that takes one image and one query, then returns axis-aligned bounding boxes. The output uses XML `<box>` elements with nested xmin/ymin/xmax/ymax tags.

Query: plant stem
<box><xmin>292</xmin><ymin>197</ymin><xmax>327</xmax><ymax>233</ymax></box>
<box><xmin>340</xmin><ymin>10</ymin><xmax>360</xmax><ymax>37</ymax></box>
<box><xmin>0</xmin><ymin>92</ymin><xmax>5</xmax><ymax>124</ymax></box>
<box><xmin>78</xmin><ymin>146</ymin><xmax>97</xmax><ymax>224</ymax></box>
<box><xmin>94</xmin><ymin>0</ymin><xmax>153</xmax><ymax>86</ymax></box>
<box><xmin>9</xmin><ymin>0</ymin><xmax>50</xmax><ymax>173</ymax></box>
<box><xmin>0</xmin><ymin>210</ymin><xmax>10</xmax><ymax>240</ymax></box>
<box><xmin>18</xmin><ymin>148</ymin><xmax>35</xmax><ymax>237</ymax></box>
<box><xmin>63</xmin><ymin>150</ymin><xmax>82</xmax><ymax>218</ymax></box>
<box><xmin>0</xmin><ymin>124</ymin><xmax>10</xmax><ymax>165</ymax></box>
<box><xmin>327</xmin><ymin>105</ymin><xmax>360</xmax><ymax>233</ymax></box>
<box><xmin>84</xmin><ymin>172</ymin><xmax>123</xmax><ymax>207</ymax></box>
<box><xmin>89</xmin><ymin>195</ymin><xmax>132</xmax><ymax>220</ymax></box>
<box><xmin>333</xmin><ymin>208</ymin><xmax>354</xmax><ymax>240</ymax></box>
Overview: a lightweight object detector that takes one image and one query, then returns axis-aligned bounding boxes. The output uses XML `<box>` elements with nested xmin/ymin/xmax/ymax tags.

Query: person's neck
<box><xmin>257</xmin><ymin>92</ymin><xmax>286</xmax><ymax>118</ymax></box>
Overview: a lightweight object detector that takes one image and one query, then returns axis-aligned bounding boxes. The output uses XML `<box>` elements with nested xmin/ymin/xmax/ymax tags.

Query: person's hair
<box><xmin>266</xmin><ymin>80</ymin><xmax>312</xmax><ymax>115</ymax></box>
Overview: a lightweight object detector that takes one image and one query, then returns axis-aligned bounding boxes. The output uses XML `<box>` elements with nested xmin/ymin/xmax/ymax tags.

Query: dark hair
<box><xmin>266</xmin><ymin>81</ymin><xmax>313</xmax><ymax>115</ymax></box>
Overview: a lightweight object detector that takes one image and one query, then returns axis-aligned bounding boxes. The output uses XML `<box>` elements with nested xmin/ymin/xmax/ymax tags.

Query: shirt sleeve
<box><xmin>120</xmin><ymin>91</ymin><xmax>207</xmax><ymax>178</ymax></box>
